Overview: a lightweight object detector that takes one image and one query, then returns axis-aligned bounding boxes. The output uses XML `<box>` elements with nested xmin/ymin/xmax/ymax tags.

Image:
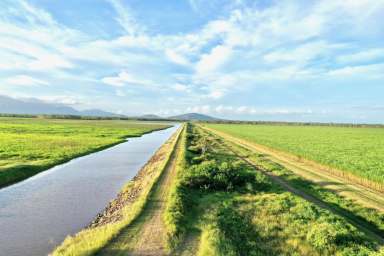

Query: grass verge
<box><xmin>203</xmin><ymin>123</ymin><xmax>384</xmax><ymax>192</ymax></box>
<box><xmin>202</xmin><ymin>126</ymin><xmax>384</xmax><ymax>238</ymax></box>
<box><xmin>165</xmin><ymin>123</ymin><xmax>383</xmax><ymax>255</ymax></box>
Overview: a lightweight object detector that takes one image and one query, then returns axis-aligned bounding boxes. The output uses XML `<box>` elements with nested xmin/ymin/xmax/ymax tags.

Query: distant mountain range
<box><xmin>0</xmin><ymin>95</ymin><xmax>120</xmax><ymax>117</ymax></box>
<box><xmin>168</xmin><ymin>113</ymin><xmax>219</xmax><ymax>121</ymax></box>
<box><xmin>0</xmin><ymin>95</ymin><xmax>221</xmax><ymax>121</ymax></box>
<box><xmin>138</xmin><ymin>114</ymin><xmax>164</xmax><ymax>119</ymax></box>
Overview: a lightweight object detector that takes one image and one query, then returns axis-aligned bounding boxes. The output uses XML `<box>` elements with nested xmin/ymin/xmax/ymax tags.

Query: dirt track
<box><xmin>202</xmin><ymin>125</ymin><xmax>384</xmax><ymax>212</ymax></box>
<box><xmin>97</xmin><ymin>127</ymin><xmax>183</xmax><ymax>256</ymax></box>
<box><xmin>201</xmin><ymin>125</ymin><xmax>384</xmax><ymax>245</ymax></box>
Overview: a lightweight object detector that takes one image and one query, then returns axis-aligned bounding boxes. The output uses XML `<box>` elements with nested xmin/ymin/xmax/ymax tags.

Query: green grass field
<box><xmin>163</xmin><ymin>124</ymin><xmax>382</xmax><ymax>255</ymax></box>
<box><xmin>204</xmin><ymin>123</ymin><xmax>384</xmax><ymax>186</ymax></box>
<box><xmin>51</xmin><ymin>123</ymin><xmax>384</xmax><ymax>255</ymax></box>
<box><xmin>0</xmin><ymin>117</ymin><xmax>170</xmax><ymax>188</ymax></box>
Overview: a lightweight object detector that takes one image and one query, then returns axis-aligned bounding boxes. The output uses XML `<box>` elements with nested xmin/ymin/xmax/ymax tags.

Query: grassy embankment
<box><xmin>203</xmin><ymin>123</ymin><xmax>384</xmax><ymax>192</ymax></box>
<box><xmin>0</xmin><ymin>117</ymin><xmax>170</xmax><ymax>188</ymax></box>
<box><xmin>164</xmin><ymin>124</ymin><xmax>383</xmax><ymax>255</ymax></box>
<box><xmin>52</xmin><ymin>125</ymin><xmax>183</xmax><ymax>255</ymax></box>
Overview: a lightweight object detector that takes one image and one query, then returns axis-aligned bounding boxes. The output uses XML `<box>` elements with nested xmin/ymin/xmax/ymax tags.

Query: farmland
<box><xmin>0</xmin><ymin>117</ymin><xmax>169</xmax><ymax>188</ymax></box>
<box><xmin>53</xmin><ymin>123</ymin><xmax>384</xmax><ymax>255</ymax></box>
<box><xmin>203</xmin><ymin>123</ymin><xmax>384</xmax><ymax>188</ymax></box>
<box><xmin>163</xmin><ymin>124</ymin><xmax>383</xmax><ymax>255</ymax></box>
<box><xmin>2</xmin><ymin>118</ymin><xmax>384</xmax><ymax>255</ymax></box>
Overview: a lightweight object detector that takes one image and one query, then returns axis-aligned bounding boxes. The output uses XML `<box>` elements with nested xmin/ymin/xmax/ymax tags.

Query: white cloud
<box><xmin>337</xmin><ymin>48</ymin><xmax>384</xmax><ymax>64</ymax></box>
<box><xmin>207</xmin><ymin>90</ymin><xmax>225</xmax><ymax>99</ymax></box>
<box><xmin>115</xmin><ymin>89</ymin><xmax>126</xmax><ymax>97</ymax></box>
<box><xmin>163</xmin><ymin>104</ymin><xmax>316</xmax><ymax>116</ymax></box>
<box><xmin>165</xmin><ymin>49</ymin><xmax>191</xmax><ymax>66</ymax></box>
<box><xmin>328</xmin><ymin>63</ymin><xmax>384</xmax><ymax>79</ymax></box>
<box><xmin>107</xmin><ymin>0</ymin><xmax>144</xmax><ymax>36</ymax></box>
<box><xmin>0</xmin><ymin>0</ymin><xmax>82</xmax><ymax>75</ymax></box>
<box><xmin>5</xmin><ymin>75</ymin><xmax>49</xmax><ymax>86</ymax></box>
<box><xmin>172</xmin><ymin>83</ymin><xmax>189</xmax><ymax>92</ymax></box>
<box><xmin>263</xmin><ymin>41</ymin><xmax>334</xmax><ymax>64</ymax></box>
<box><xmin>36</xmin><ymin>95</ymin><xmax>82</xmax><ymax>105</ymax></box>
<box><xmin>186</xmin><ymin>105</ymin><xmax>211</xmax><ymax>114</ymax></box>
<box><xmin>101</xmin><ymin>71</ymin><xmax>152</xmax><ymax>87</ymax></box>
<box><xmin>196</xmin><ymin>45</ymin><xmax>232</xmax><ymax>74</ymax></box>
<box><xmin>1</xmin><ymin>0</ymin><xmax>384</xmax><ymax>119</ymax></box>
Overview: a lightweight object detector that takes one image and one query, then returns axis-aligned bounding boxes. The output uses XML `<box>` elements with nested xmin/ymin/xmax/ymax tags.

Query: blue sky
<box><xmin>0</xmin><ymin>0</ymin><xmax>384</xmax><ymax>122</ymax></box>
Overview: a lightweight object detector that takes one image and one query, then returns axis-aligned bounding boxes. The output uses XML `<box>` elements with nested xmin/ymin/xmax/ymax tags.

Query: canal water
<box><xmin>0</xmin><ymin>125</ymin><xmax>179</xmax><ymax>256</ymax></box>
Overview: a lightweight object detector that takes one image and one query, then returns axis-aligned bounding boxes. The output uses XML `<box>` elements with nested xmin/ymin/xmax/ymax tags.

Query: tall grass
<box><xmin>163</xmin><ymin>124</ymin><xmax>190</xmax><ymax>249</ymax></box>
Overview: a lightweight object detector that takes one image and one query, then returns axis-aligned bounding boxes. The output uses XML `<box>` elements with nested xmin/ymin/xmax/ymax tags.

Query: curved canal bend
<box><xmin>0</xmin><ymin>125</ymin><xmax>179</xmax><ymax>256</ymax></box>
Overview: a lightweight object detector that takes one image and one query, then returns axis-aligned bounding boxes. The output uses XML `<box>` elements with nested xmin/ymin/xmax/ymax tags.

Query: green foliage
<box><xmin>236</xmin><ymin>192</ymin><xmax>379</xmax><ymax>256</ymax></box>
<box><xmin>0</xmin><ymin>117</ymin><xmax>169</xmax><ymax>187</ymax></box>
<box><xmin>206</xmin><ymin>123</ymin><xmax>384</xmax><ymax>185</ymax></box>
<box><xmin>184</xmin><ymin>160</ymin><xmax>254</xmax><ymax>191</ymax></box>
<box><xmin>188</xmin><ymin>124</ymin><xmax>381</xmax><ymax>255</ymax></box>
<box><xmin>164</xmin><ymin>126</ymin><xmax>193</xmax><ymax>249</ymax></box>
<box><xmin>214</xmin><ymin>203</ymin><xmax>264</xmax><ymax>256</ymax></box>
<box><xmin>244</xmin><ymin>148</ymin><xmax>384</xmax><ymax>237</ymax></box>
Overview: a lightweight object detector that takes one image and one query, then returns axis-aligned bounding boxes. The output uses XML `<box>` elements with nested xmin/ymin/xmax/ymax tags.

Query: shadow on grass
<box><xmin>285</xmin><ymin>176</ymin><xmax>384</xmax><ymax>242</ymax></box>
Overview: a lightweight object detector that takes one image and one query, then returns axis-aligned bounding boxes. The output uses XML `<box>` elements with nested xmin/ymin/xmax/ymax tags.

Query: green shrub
<box><xmin>214</xmin><ymin>203</ymin><xmax>264</xmax><ymax>256</ymax></box>
<box><xmin>188</xmin><ymin>145</ymin><xmax>203</xmax><ymax>154</ymax></box>
<box><xmin>306</xmin><ymin>222</ymin><xmax>338</xmax><ymax>252</ymax></box>
<box><xmin>183</xmin><ymin>160</ymin><xmax>254</xmax><ymax>191</ymax></box>
<box><xmin>306</xmin><ymin>218</ymin><xmax>367</xmax><ymax>253</ymax></box>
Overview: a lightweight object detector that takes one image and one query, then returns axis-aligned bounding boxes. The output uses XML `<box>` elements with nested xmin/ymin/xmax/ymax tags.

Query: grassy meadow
<box><xmin>50</xmin><ymin>123</ymin><xmax>384</xmax><ymax>255</ymax></box>
<box><xmin>204</xmin><ymin>123</ymin><xmax>384</xmax><ymax>187</ymax></box>
<box><xmin>0</xmin><ymin>117</ymin><xmax>170</xmax><ymax>188</ymax></box>
<box><xmin>163</xmin><ymin>124</ymin><xmax>383</xmax><ymax>255</ymax></box>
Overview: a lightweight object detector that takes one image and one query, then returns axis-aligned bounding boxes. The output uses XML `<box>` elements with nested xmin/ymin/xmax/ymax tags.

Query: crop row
<box><xmin>204</xmin><ymin>123</ymin><xmax>384</xmax><ymax>187</ymax></box>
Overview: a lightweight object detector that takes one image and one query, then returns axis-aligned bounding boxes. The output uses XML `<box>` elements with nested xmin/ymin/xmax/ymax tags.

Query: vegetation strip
<box><xmin>229</xmin><ymin>143</ymin><xmax>384</xmax><ymax>245</ymax></box>
<box><xmin>200</xmin><ymin>125</ymin><xmax>384</xmax><ymax>244</ymax></box>
<box><xmin>203</xmin><ymin>123</ymin><xmax>384</xmax><ymax>192</ymax></box>
<box><xmin>0</xmin><ymin>117</ymin><xmax>170</xmax><ymax>189</ymax></box>
<box><xmin>52</xmin><ymin>123</ymin><xmax>384</xmax><ymax>255</ymax></box>
<box><xmin>200</xmin><ymin>125</ymin><xmax>384</xmax><ymax>234</ymax></box>
<box><xmin>201</xmin><ymin>124</ymin><xmax>384</xmax><ymax>211</ymax></box>
<box><xmin>163</xmin><ymin>124</ymin><xmax>384</xmax><ymax>255</ymax></box>
<box><xmin>51</xmin><ymin>125</ymin><xmax>183</xmax><ymax>256</ymax></box>
<box><xmin>96</xmin><ymin>124</ymin><xmax>184</xmax><ymax>255</ymax></box>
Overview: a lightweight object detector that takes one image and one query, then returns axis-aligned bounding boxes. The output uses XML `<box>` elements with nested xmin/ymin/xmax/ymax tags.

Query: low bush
<box><xmin>215</xmin><ymin>203</ymin><xmax>264</xmax><ymax>256</ymax></box>
<box><xmin>183</xmin><ymin>160</ymin><xmax>254</xmax><ymax>191</ymax></box>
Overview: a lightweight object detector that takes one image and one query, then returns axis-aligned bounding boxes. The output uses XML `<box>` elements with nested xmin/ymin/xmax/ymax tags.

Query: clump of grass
<box><xmin>183</xmin><ymin>160</ymin><xmax>254</xmax><ymax>191</ymax></box>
